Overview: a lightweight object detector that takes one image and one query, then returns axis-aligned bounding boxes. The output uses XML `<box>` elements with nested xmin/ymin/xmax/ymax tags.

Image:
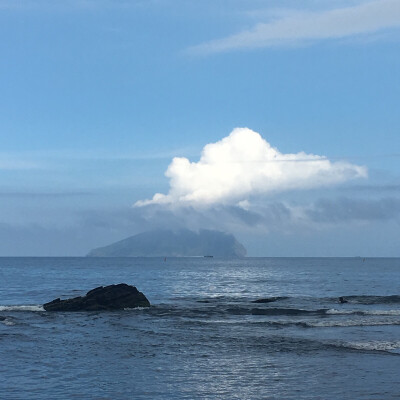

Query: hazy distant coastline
<box><xmin>87</xmin><ymin>229</ymin><xmax>247</xmax><ymax>258</ymax></box>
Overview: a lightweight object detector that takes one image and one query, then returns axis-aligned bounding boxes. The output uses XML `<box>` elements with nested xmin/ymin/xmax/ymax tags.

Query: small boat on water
<box><xmin>204</xmin><ymin>255</ymin><xmax>213</xmax><ymax>258</ymax></box>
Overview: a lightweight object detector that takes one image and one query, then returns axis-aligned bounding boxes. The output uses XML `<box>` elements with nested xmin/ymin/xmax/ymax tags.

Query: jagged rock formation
<box><xmin>43</xmin><ymin>283</ymin><xmax>150</xmax><ymax>311</ymax></box>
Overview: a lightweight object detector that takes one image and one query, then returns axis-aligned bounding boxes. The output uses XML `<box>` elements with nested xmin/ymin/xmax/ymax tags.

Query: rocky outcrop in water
<box><xmin>43</xmin><ymin>283</ymin><xmax>150</xmax><ymax>311</ymax></box>
<box><xmin>252</xmin><ymin>296</ymin><xmax>289</xmax><ymax>303</ymax></box>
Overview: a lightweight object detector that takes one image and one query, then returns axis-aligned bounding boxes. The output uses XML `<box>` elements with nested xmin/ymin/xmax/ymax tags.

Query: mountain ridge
<box><xmin>87</xmin><ymin>229</ymin><xmax>246</xmax><ymax>258</ymax></box>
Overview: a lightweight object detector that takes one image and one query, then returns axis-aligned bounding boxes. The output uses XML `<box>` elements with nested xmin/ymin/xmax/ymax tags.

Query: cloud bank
<box><xmin>189</xmin><ymin>0</ymin><xmax>400</xmax><ymax>54</ymax></box>
<box><xmin>4</xmin><ymin>194</ymin><xmax>400</xmax><ymax>256</ymax></box>
<box><xmin>306</xmin><ymin>197</ymin><xmax>400</xmax><ymax>223</ymax></box>
<box><xmin>135</xmin><ymin>128</ymin><xmax>367</xmax><ymax>207</ymax></box>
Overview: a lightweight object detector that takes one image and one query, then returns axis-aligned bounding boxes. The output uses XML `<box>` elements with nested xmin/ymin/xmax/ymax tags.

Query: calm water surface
<box><xmin>1</xmin><ymin>257</ymin><xmax>400</xmax><ymax>399</ymax></box>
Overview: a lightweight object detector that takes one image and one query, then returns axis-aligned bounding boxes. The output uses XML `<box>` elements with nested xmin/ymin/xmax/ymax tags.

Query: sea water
<box><xmin>1</xmin><ymin>257</ymin><xmax>399</xmax><ymax>399</ymax></box>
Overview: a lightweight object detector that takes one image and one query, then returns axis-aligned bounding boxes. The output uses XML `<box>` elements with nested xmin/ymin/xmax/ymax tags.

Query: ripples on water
<box><xmin>1</xmin><ymin>257</ymin><xmax>400</xmax><ymax>399</ymax></box>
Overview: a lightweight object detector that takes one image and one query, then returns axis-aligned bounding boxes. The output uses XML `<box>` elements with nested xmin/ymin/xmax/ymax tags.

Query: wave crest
<box><xmin>0</xmin><ymin>305</ymin><xmax>44</xmax><ymax>312</ymax></box>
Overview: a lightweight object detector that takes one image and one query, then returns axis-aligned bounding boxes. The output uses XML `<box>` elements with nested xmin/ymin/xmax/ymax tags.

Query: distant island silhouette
<box><xmin>87</xmin><ymin>229</ymin><xmax>246</xmax><ymax>258</ymax></box>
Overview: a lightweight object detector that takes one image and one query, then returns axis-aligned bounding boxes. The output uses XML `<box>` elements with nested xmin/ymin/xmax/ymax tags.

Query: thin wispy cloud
<box><xmin>0</xmin><ymin>158</ymin><xmax>40</xmax><ymax>170</ymax></box>
<box><xmin>0</xmin><ymin>147</ymin><xmax>195</xmax><ymax>168</ymax></box>
<box><xmin>0</xmin><ymin>191</ymin><xmax>93</xmax><ymax>198</ymax></box>
<box><xmin>0</xmin><ymin>0</ymin><xmax>156</xmax><ymax>11</ymax></box>
<box><xmin>135</xmin><ymin>127</ymin><xmax>367</xmax><ymax>207</ymax></box>
<box><xmin>188</xmin><ymin>0</ymin><xmax>400</xmax><ymax>54</ymax></box>
<box><xmin>344</xmin><ymin>184</ymin><xmax>400</xmax><ymax>193</ymax></box>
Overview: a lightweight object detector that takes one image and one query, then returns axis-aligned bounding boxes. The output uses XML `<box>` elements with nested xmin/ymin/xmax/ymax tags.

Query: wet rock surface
<box><xmin>252</xmin><ymin>296</ymin><xmax>288</xmax><ymax>303</ymax></box>
<box><xmin>43</xmin><ymin>283</ymin><xmax>150</xmax><ymax>311</ymax></box>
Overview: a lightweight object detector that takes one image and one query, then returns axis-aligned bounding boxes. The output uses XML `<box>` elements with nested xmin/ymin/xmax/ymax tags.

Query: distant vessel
<box><xmin>204</xmin><ymin>255</ymin><xmax>213</xmax><ymax>258</ymax></box>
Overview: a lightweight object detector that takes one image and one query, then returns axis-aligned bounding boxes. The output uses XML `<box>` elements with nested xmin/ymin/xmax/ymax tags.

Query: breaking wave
<box><xmin>0</xmin><ymin>317</ymin><xmax>15</xmax><ymax>326</ymax></box>
<box><xmin>0</xmin><ymin>305</ymin><xmax>44</xmax><ymax>312</ymax></box>
<box><xmin>343</xmin><ymin>340</ymin><xmax>400</xmax><ymax>352</ymax></box>
<box><xmin>251</xmin><ymin>308</ymin><xmax>328</xmax><ymax>316</ymax></box>
<box><xmin>327</xmin><ymin>308</ymin><xmax>400</xmax><ymax>316</ymax></box>
<box><xmin>335</xmin><ymin>295</ymin><xmax>400</xmax><ymax>304</ymax></box>
<box><xmin>303</xmin><ymin>319</ymin><xmax>400</xmax><ymax>328</ymax></box>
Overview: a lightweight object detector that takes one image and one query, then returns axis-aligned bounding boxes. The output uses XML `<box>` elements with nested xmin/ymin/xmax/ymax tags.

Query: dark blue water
<box><xmin>1</xmin><ymin>257</ymin><xmax>400</xmax><ymax>399</ymax></box>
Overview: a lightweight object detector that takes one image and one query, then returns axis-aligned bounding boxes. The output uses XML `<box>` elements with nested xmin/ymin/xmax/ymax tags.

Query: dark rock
<box><xmin>252</xmin><ymin>296</ymin><xmax>288</xmax><ymax>303</ymax></box>
<box><xmin>43</xmin><ymin>283</ymin><xmax>150</xmax><ymax>311</ymax></box>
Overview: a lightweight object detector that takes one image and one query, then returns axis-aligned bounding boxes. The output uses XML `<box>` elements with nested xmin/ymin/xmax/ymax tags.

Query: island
<box><xmin>87</xmin><ymin>229</ymin><xmax>246</xmax><ymax>258</ymax></box>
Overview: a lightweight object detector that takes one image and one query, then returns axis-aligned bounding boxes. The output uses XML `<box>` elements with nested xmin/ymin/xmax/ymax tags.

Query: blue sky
<box><xmin>0</xmin><ymin>0</ymin><xmax>399</xmax><ymax>255</ymax></box>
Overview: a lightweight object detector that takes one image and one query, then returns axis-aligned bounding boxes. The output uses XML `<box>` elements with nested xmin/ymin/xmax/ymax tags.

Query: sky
<box><xmin>0</xmin><ymin>0</ymin><xmax>399</xmax><ymax>256</ymax></box>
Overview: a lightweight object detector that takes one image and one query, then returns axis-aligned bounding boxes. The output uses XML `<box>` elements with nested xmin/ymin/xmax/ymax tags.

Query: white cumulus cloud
<box><xmin>188</xmin><ymin>0</ymin><xmax>400</xmax><ymax>54</ymax></box>
<box><xmin>135</xmin><ymin>128</ymin><xmax>367</xmax><ymax>207</ymax></box>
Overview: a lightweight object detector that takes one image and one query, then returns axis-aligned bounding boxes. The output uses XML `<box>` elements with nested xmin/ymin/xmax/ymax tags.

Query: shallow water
<box><xmin>1</xmin><ymin>257</ymin><xmax>400</xmax><ymax>399</ymax></box>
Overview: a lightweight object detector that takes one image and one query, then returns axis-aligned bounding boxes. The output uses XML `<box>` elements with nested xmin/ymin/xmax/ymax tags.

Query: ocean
<box><xmin>1</xmin><ymin>257</ymin><xmax>400</xmax><ymax>399</ymax></box>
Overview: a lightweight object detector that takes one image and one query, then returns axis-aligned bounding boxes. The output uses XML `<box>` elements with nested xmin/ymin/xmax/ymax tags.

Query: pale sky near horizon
<box><xmin>0</xmin><ymin>0</ymin><xmax>399</xmax><ymax>256</ymax></box>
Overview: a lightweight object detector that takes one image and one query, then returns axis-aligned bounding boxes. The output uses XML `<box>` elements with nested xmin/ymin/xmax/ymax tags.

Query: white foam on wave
<box><xmin>0</xmin><ymin>318</ymin><xmax>16</xmax><ymax>326</ymax></box>
<box><xmin>362</xmin><ymin>310</ymin><xmax>400</xmax><ymax>316</ymax></box>
<box><xmin>326</xmin><ymin>309</ymin><xmax>354</xmax><ymax>315</ymax></box>
<box><xmin>344</xmin><ymin>340</ymin><xmax>400</xmax><ymax>352</ymax></box>
<box><xmin>327</xmin><ymin>309</ymin><xmax>400</xmax><ymax>316</ymax></box>
<box><xmin>307</xmin><ymin>319</ymin><xmax>400</xmax><ymax>328</ymax></box>
<box><xmin>0</xmin><ymin>305</ymin><xmax>44</xmax><ymax>312</ymax></box>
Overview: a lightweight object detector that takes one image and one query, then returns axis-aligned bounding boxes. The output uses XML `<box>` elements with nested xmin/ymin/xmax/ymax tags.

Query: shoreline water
<box><xmin>1</xmin><ymin>257</ymin><xmax>399</xmax><ymax>399</ymax></box>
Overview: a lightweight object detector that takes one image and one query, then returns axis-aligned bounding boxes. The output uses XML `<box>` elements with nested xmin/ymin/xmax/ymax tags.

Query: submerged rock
<box><xmin>252</xmin><ymin>296</ymin><xmax>288</xmax><ymax>303</ymax></box>
<box><xmin>43</xmin><ymin>283</ymin><xmax>150</xmax><ymax>311</ymax></box>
